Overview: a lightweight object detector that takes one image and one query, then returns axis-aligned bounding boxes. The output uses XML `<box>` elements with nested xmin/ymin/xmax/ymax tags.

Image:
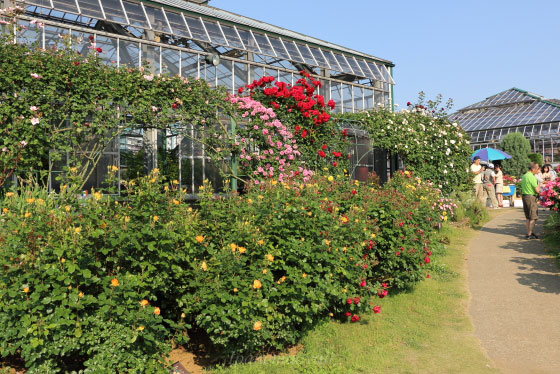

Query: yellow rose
<box><xmin>111</xmin><ymin>165</ymin><xmax>119</xmax><ymax>172</ymax></box>
<box><xmin>26</xmin><ymin>198</ymin><xmax>35</xmax><ymax>204</ymax></box>
<box><xmin>238</xmin><ymin>247</ymin><xmax>246</xmax><ymax>254</ymax></box>
<box><xmin>233</xmin><ymin>288</ymin><xmax>238</xmax><ymax>293</ymax></box>
<box><xmin>195</xmin><ymin>235</ymin><xmax>204</xmax><ymax>243</ymax></box>
<box><xmin>78</xmin><ymin>292</ymin><xmax>84</xmax><ymax>298</ymax></box>
<box><xmin>253</xmin><ymin>280</ymin><xmax>262</xmax><ymax>289</ymax></box>
<box><xmin>23</xmin><ymin>287</ymin><xmax>29</xmax><ymax>293</ymax></box>
<box><xmin>257</xmin><ymin>239</ymin><xmax>264</xmax><ymax>245</ymax></box>
<box><xmin>181</xmin><ymin>313</ymin><xmax>186</xmax><ymax>318</ymax></box>
<box><xmin>302</xmin><ymin>273</ymin><xmax>307</xmax><ymax>278</ymax></box>
<box><xmin>137</xmin><ymin>326</ymin><xmax>145</xmax><ymax>331</ymax></box>
<box><xmin>6</xmin><ymin>192</ymin><xmax>14</xmax><ymax>197</ymax></box>
<box><xmin>327</xmin><ymin>176</ymin><xmax>334</xmax><ymax>182</ymax></box>
<box><xmin>230</xmin><ymin>243</ymin><xmax>237</xmax><ymax>251</ymax></box>
<box><xmin>201</xmin><ymin>261</ymin><xmax>208</xmax><ymax>271</ymax></box>
<box><xmin>61</xmin><ymin>258</ymin><xmax>66</xmax><ymax>263</ymax></box>
<box><xmin>253</xmin><ymin>321</ymin><xmax>262</xmax><ymax>331</ymax></box>
<box><xmin>93</xmin><ymin>192</ymin><xmax>102</xmax><ymax>201</ymax></box>
<box><xmin>172</xmin><ymin>180</ymin><xmax>179</xmax><ymax>185</ymax></box>
<box><xmin>65</xmin><ymin>205</ymin><xmax>71</xmax><ymax>212</ymax></box>
<box><xmin>74</xmin><ymin>227</ymin><xmax>81</xmax><ymax>234</ymax></box>
<box><xmin>153</xmin><ymin>216</ymin><xmax>159</xmax><ymax>222</ymax></box>
<box><xmin>2</xmin><ymin>208</ymin><xmax>9</xmax><ymax>214</ymax></box>
<box><xmin>140</xmin><ymin>299</ymin><xmax>149</xmax><ymax>307</ymax></box>
<box><xmin>125</xmin><ymin>216</ymin><xmax>130</xmax><ymax>223</ymax></box>
<box><xmin>111</xmin><ymin>278</ymin><xmax>119</xmax><ymax>287</ymax></box>
<box><xmin>262</xmin><ymin>269</ymin><xmax>267</xmax><ymax>274</ymax></box>
<box><xmin>265</xmin><ymin>254</ymin><xmax>274</xmax><ymax>262</ymax></box>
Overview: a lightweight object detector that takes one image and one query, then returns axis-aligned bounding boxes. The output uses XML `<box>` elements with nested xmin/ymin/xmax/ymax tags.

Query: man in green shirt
<box><xmin>520</xmin><ymin>162</ymin><xmax>541</xmax><ymax>239</ymax></box>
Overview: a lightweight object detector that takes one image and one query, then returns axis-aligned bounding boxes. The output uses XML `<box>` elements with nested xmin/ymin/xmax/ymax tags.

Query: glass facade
<box><xmin>7</xmin><ymin>0</ymin><xmax>396</xmax><ymax>194</ymax></box>
<box><xmin>455</xmin><ymin>89</ymin><xmax>560</xmax><ymax>163</ymax></box>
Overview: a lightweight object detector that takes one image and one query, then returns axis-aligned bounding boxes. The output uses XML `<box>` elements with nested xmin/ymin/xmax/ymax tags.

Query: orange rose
<box><xmin>140</xmin><ymin>299</ymin><xmax>149</xmax><ymax>307</ymax></box>
<box><xmin>253</xmin><ymin>321</ymin><xmax>262</xmax><ymax>331</ymax></box>
<box><xmin>154</xmin><ymin>307</ymin><xmax>161</xmax><ymax>315</ymax></box>
<box><xmin>195</xmin><ymin>235</ymin><xmax>204</xmax><ymax>243</ymax></box>
<box><xmin>111</xmin><ymin>278</ymin><xmax>119</xmax><ymax>287</ymax></box>
<box><xmin>253</xmin><ymin>280</ymin><xmax>262</xmax><ymax>289</ymax></box>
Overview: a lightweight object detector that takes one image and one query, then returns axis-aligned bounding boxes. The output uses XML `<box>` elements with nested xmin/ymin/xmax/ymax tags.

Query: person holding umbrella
<box><xmin>471</xmin><ymin>156</ymin><xmax>485</xmax><ymax>204</ymax></box>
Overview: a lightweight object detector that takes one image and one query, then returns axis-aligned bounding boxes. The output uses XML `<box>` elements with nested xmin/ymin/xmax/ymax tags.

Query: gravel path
<box><xmin>468</xmin><ymin>209</ymin><xmax>560</xmax><ymax>374</ymax></box>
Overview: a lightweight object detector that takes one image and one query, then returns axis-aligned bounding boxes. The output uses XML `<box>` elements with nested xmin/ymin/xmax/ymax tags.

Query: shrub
<box><xmin>500</xmin><ymin>132</ymin><xmax>531</xmax><ymax>176</ymax></box>
<box><xmin>527</xmin><ymin>153</ymin><xmax>543</xmax><ymax>167</ymax></box>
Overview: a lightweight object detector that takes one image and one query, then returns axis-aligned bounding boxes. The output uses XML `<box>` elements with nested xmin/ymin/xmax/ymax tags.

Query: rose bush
<box><xmin>337</xmin><ymin>105</ymin><xmax>471</xmax><ymax>194</ymax></box>
<box><xmin>540</xmin><ymin>165</ymin><xmax>560</xmax><ymax>211</ymax></box>
<box><xmin>1</xmin><ymin>168</ymin><xmax>449</xmax><ymax>370</ymax></box>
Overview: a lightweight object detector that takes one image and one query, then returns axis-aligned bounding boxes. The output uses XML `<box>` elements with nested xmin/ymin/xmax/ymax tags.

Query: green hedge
<box><xmin>0</xmin><ymin>171</ymin><xmax>448</xmax><ymax>372</ymax></box>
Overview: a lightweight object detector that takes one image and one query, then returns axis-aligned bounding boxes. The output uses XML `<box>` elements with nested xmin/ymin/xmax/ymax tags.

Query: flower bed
<box><xmin>0</xmin><ymin>170</ymin><xmax>451</xmax><ymax>372</ymax></box>
<box><xmin>540</xmin><ymin>165</ymin><xmax>560</xmax><ymax>211</ymax></box>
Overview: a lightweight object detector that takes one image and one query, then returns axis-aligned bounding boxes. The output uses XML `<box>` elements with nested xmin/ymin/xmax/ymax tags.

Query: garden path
<box><xmin>468</xmin><ymin>209</ymin><xmax>560</xmax><ymax>374</ymax></box>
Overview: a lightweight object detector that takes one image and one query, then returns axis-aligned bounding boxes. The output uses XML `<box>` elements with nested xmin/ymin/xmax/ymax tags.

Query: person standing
<box><xmin>483</xmin><ymin>163</ymin><xmax>499</xmax><ymax>209</ymax></box>
<box><xmin>520</xmin><ymin>162</ymin><xmax>541</xmax><ymax>239</ymax></box>
<box><xmin>471</xmin><ymin>156</ymin><xmax>484</xmax><ymax>204</ymax></box>
<box><xmin>494</xmin><ymin>164</ymin><xmax>504</xmax><ymax>207</ymax></box>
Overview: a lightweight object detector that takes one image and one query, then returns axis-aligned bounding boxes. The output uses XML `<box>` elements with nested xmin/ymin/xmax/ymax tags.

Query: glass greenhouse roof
<box><xmin>20</xmin><ymin>0</ymin><xmax>395</xmax><ymax>83</ymax></box>
<box><xmin>452</xmin><ymin>88</ymin><xmax>560</xmax><ymax>132</ymax></box>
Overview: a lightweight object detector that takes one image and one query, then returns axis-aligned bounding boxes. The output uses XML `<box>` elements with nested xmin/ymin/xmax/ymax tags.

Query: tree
<box><xmin>501</xmin><ymin>132</ymin><xmax>531</xmax><ymax>177</ymax></box>
<box><xmin>527</xmin><ymin>153</ymin><xmax>543</xmax><ymax>167</ymax></box>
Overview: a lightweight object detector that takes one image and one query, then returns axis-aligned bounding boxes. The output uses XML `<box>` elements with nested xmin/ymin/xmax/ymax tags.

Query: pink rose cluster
<box><xmin>540</xmin><ymin>178</ymin><xmax>560</xmax><ymax>211</ymax></box>
<box><xmin>228</xmin><ymin>95</ymin><xmax>313</xmax><ymax>183</ymax></box>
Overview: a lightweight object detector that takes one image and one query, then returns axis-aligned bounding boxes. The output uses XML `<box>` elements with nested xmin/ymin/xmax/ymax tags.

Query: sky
<box><xmin>210</xmin><ymin>0</ymin><xmax>560</xmax><ymax>111</ymax></box>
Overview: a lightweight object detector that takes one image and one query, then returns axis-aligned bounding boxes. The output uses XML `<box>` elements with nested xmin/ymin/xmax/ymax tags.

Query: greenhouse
<box><xmin>453</xmin><ymin>88</ymin><xmax>560</xmax><ymax>163</ymax></box>
<box><xmin>1</xmin><ymin>0</ymin><xmax>395</xmax><ymax>193</ymax></box>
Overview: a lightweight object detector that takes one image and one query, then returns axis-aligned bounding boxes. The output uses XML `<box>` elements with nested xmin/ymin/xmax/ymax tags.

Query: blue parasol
<box><xmin>471</xmin><ymin>148</ymin><xmax>512</xmax><ymax>161</ymax></box>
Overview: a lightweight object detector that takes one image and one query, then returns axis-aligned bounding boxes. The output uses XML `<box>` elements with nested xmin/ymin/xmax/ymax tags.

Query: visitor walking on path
<box><xmin>483</xmin><ymin>163</ymin><xmax>499</xmax><ymax>209</ymax></box>
<box><xmin>493</xmin><ymin>164</ymin><xmax>504</xmax><ymax>207</ymax></box>
<box><xmin>520</xmin><ymin>162</ymin><xmax>541</xmax><ymax>239</ymax></box>
<box><xmin>471</xmin><ymin>156</ymin><xmax>484</xmax><ymax>204</ymax></box>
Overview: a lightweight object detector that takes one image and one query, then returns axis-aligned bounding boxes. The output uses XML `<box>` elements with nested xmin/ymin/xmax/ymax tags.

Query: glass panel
<box><xmin>96</xmin><ymin>35</ymin><xmax>118</xmax><ymax>66</ymax></box>
<box><xmin>162</xmin><ymin>48</ymin><xmax>179</xmax><ymax>76</ymax></box>
<box><xmin>236</xmin><ymin>28</ymin><xmax>260</xmax><ymax>53</ymax></box>
<box><xmin>119</xmin><ymin>39</ymin><xmax>139</xmax><ymax>67</ymax></box>
<box><xmin>234</xmin><ymin>62</ymin><xmax>248</xmax><ymax>91</ymax></box>
<box><xmin>249</xmin><ymin>65</ymin><xmax>264</xmax><ymax>83</ymax></box>
<box><xmin>77</xmin><ymin>0</ymin><xmax>103</xmax><ymax>19</ymax></box>
<box><xmin>366</xmin><ymin>61</ymin><xmax>383</xmax><ymax>81</ymax></box>
<box><xmin>202</xmin><ymin>63</ymin><xmax>216</xmax><ymax>87</ymax></box>
<box><xmin>330</xmin><ymin>82</ymin><xmax>342</xmax><ymax>114</ymax></box>
<box><xmin>374</xmin><ymin>90</ymin><xmax>383</xmax><ymax>107</ymax></box>
<box><xmin>165</xmin><ymin>11</ymin><xmax>190</xmax><ymax>38</ymax></box>
<box><xmin>143</xmin><ymin>5</ymin><xmax>170</xmax><ymax>33</ymax></box>
<box><xmin>52</xmin><ymin>0</ymin><xmax>78</xmax><ymax>14</ymax></box>
<box><xmin>220</xmin><ymin>24</ymin><xmax>243</xmax><ymax>49</ymax></box>
<box><xmin>183</xmin><ymin>15</ymin><xmax>208</xmax><ymax>41</ymax></box>
<box><xmin>347</xmin><ymin>57</ymin><xmax>364</xmax><ymax>77</ymax></box>
<box><xmin>357</xmin><ymin>59</ymin><xmax>375</xmax><ymax>79</ymax></box>
<box><xmin>217</xmin><ymin>59</ymin><xmax>233</xmax><ymax>93</ymax></box>
<box><xmin>295</xmin><ymin>43</ymin><xmax>316</xmax><ymax>66</ymax></box>
<box><xmin>44</xmin><ymin>25</ymin><xmax>68</xmax><ymax>50</ymax></box>
<box><xmin>364</xmin><ymin>88</ymin><xmax>374</xmax><ymax>110</ymax></box>
<box><xmin>384</xmin><ymin>92</ymin><xmax>390</xmax><ymax>107</ymax></box>
<box><xmin>307</xmin><ymin>45</ymin><xmax>329</xmax><ymax>69</ymax></box>
<box><xmin>100</xmin><ymin>0</ymin><xmax>126</xmax><ymax>24</ymax></box>
<box><xmin>122</xmin><ymin>1</ymin><xmax>149</xmax><ymax>29</ymax></box>
<box><xmin>342</xmin><ymin>84</ymin><xmax>353</xmax><ymax>112</ymax></box>
<box><xmin>203</xmin><ymin>19</ymin><xmax>227</xmax><ymax>46</ymax></box>
<box><xmin>323</xmin><ymin>50</ymin><xmax>341</xmax><ymax>72</ymax></box>
<box><xmin>278</xmin><ymin>70</ymin><xmax>292</xmax><ymax>86</ymax></box>
<box><xmin>252</xmin><ymin>32</ymin><xmax>275</xmax><ymax>57</ymax></box>
<box><xmin>282</xmin><ymin>40</ymin><xmax>304</xmax><ymax>63</ymax></box>
<box><xmin>267</xmin><ymin>36</ymin><xmax>290</xmax><ymax>60</ymax></box>
<box><xmin>71</xmin><ymin>30</ymin><xmax>91</xmax><ymax>56</ymax></box>
<box><xmin>333</xmin><ymin>53</ymin><xmax>353</xmax><ymax>74</ymax></box>
<box><xmin>142</xmin><ymin>44</ymin><xmax>160</xmax><ymax>73</ymax></box>
<box><xmin>17</xmin><ymin>19</ymin><xmax>41</xmax><ymax>48</ymax></box>
<box><xmin>25</xmin><ymin>0</ymin><xmax>51</xmax><ymax>8</ymax></box>
<box><xmin>181</xmin><ymin>51</ymin><xmax>199</xmax><ymax>78</ymax></box>
<box><xmin>354</xmin><ymin>86</ymin><xmax>364</xmax><ymax>112</ymax></box>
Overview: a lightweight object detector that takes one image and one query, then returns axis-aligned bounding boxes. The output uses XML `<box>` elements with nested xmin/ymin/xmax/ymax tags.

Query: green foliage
<box><xmin>0</xmin><ymin>170</ymin><xmax>449</xmax><ymax>370</ymax></box>
<box><xmin>0</xmin><ymin>30</ymin><xmax>229</xmax><ymax>189</ymax></box>
<box><xmin>500</xmin><ymin>132</ymin><xmax>531</xmax><ymax>176</ymax></box>
<box><xmin>450</xmin><ymin>191</ymin><xmax>489</xmax><ymax>227</ymax></box>
<box><xmin>337</xmin><ymin>108</ymin><xmax>471</xmax><ymax>194</ymax></box>
<box><xmin>527</xmin><ymin>153</ymin><xmax>543</xmax><ymax>167</ymax></box>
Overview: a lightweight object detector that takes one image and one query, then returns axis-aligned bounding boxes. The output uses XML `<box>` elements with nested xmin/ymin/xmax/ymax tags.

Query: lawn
<box><xmin>210</xmin><ymin>217</ymin><xmax>500</xmax><ymax>374</ymax></box>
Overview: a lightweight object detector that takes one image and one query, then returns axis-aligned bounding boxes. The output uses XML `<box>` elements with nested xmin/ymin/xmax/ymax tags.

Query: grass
<box><xmin>210</xmin><ymin>212</ymin><xmax>504</xmax><ymax>374</ymax></box>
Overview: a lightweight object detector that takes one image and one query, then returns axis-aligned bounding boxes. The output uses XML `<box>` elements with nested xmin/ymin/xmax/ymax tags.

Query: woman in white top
<box><xmin>493</xmin><ymin>164</ymin><xmax>504</xmax><ymax>208</ymax></box>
